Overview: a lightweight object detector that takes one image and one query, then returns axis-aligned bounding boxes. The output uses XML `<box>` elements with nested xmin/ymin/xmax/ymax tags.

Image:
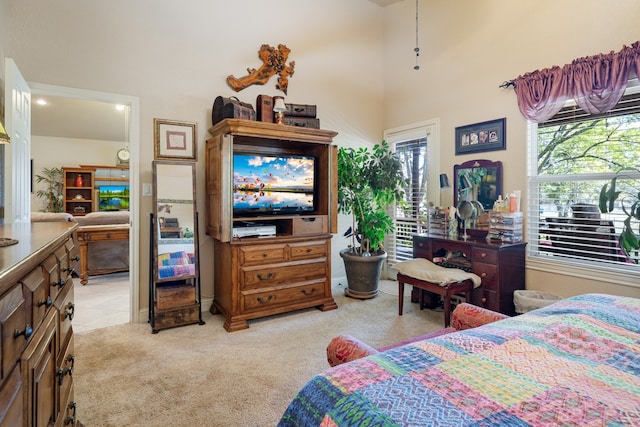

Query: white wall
<box><xmin>381</xmin><ymin>0</ymin><xmax>640</xmax><ymax>298</ymax></box>
<box><xmin>1</xmin><ymin>0</ymin><xmax>387</xmax><ymax>312</ymax></box>
<box><xmin>30</xmin><ymin>135</ymin><xmax>123</xmax><ymax>211</ymax></box>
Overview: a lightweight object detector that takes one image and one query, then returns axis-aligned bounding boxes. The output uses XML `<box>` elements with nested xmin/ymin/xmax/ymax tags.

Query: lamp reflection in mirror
<box><xmin>0</xmin><ymin>120</ymin><xmax>10</xmax><ymax>144</ymax></box>
<box><xmin>439</xmin><ymin>173</ymin><xmax>450</xmax><ymax>189</ymax></box>
<box><xmin>273</xmin><ymin>96</ymin><xmax>286</xmax><ymax>125</ymax></box>
<box><xmin>458</xmin><ymin>174</ymin><xmax>473</xmax><ymax>202</ymax></box>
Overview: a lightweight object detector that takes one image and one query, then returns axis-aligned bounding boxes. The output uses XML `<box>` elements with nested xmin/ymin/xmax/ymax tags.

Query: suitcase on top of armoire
<box><xmin>212</xmin><ymin>96</ymin><xmax>256</xmax><ymax>125</ymax></box>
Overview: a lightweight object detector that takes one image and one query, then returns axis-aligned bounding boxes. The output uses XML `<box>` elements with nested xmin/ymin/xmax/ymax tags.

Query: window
<box><xmin>528</xmin><ymin>90</ymin><xmax>640</xmax><ymax>273</ymax></box>
<box><xmin>384</xmin><ymin>120</ymin><xmax>440</xmax><ymax>263</ymax></box>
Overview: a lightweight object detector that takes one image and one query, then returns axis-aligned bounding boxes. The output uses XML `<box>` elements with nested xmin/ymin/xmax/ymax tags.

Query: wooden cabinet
<box><xmin>0</xmin><ymin>222</ymin><xmax>80</xmax><ymax>426</ymax></box>
<box><xmin>413</xmin><ymin>234</ymin><xmax>526</xmax><ymax>315</ymax></box>
<box><xmin>206</xmin><ymin>119</ymin><xmax>338</xmax><ymax>331</ymax></box>
<box><xmin>63</xmin><ymin>167</ymin><xmax>94</xmax><ymax>216</ymax></box>
<box><xmin>64</xmin><ymin>165</ymin><xmax>130</xmax><ymax>215</ymax></box>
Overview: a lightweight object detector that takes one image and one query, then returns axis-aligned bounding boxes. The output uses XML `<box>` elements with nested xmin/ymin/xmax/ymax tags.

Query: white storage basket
<box><xmin>513</xmin><ymin>290</ymin><xmax>563</xmax><ymax>314</ymax></box>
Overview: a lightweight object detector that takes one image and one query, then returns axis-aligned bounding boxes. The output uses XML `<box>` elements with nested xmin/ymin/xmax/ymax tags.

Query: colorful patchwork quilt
<box><xmin>278</xmin><ymin>293</ymin><xmax>640</xmax><ymax>426</ymax></box>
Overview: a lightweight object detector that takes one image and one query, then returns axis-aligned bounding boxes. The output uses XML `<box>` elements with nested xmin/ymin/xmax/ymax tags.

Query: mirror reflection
<box><xmin>153</xmin><ymin>162</ymin><xmax>198</xmax><ymax>281</ymax></box>
<box><xmin>454</xmin><ymin>159</ymin><xmax>503</xmax><ymax>210</ymax></box>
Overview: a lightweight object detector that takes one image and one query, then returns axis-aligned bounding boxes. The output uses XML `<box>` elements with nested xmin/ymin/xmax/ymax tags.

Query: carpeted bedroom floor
<box><xmin>74</xmin><ymin>280</ymin><xmax>445</xmax><ymax>426</ymax></box>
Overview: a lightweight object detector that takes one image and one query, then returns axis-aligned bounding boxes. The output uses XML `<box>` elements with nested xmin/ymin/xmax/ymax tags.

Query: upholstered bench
<box><xmin>326</xmin><ymin>303</ymin><xmax>508</xmax><ymax>367</ymax></box>
<box><xmin>393</xmin><ymin>258</ymin><xmax>482</xmax><ymax>327</ymax></box>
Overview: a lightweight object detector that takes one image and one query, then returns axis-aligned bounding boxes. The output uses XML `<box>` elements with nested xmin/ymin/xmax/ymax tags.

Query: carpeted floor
<box><xmin>74</xmin><ymin>280</ymin><xmax>445</xmax><ymax>426</ymax></box>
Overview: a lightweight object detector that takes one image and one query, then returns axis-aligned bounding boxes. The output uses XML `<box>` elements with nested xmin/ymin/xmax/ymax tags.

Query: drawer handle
<box><xmin>262</xmin><ymin>253</ymin><xmax>268</xmax><ymax>258</ymax></box>
<box><xmin>38</xmin><ymin>296</ymin><xmax>53</xmax><ymax>308</ymax></box>
<box><xmin>106</xmin><ymin>233</ymin><xmax>112</xmax><ymax>238</ymax></box>
<box><xmin>71</xmin><ymin>255</ymin><xmax>80</xmax><ymax>262</ymax></box>
<box><xmin>481</xmin><ymin>272</ymin><xmax>487</xmax><ymax>278</ymax></box>
<box><xmin>52</xmin><ymin>279</ymin><xmax>66</xmax><ymax>288</ymax></box>
<box><xmin>306</xmin><ymin>248</ymin><xmax>313</xmax><ymax>253</ymax></box>
<box><xmin>480</xmin><ymin>252</ymin><xmax>487</xmax><ymax>258</ymax></box>
<box><xmin>65</xmin><ymin>402</ymin><xmax>77</xmax><ymax>426</ymax></box>
<box><xmin>63</xmin><ymin>266</ymin><xmax>75</xmax><ymax>274</ymax></box>
<box><xmin>64</xmin><ymin>302</ymin><xmax>75</xmax><ymax>320</ymax></box>
<box><xmin>481</xmin><ymin>297</ymin><xmax>487</xmax><ymax>303</ymax></box>
<box><xmin>257</xmin><ymin>272</ymin><xmax>274</xmax><ymax>281</ymax></box>
<box><xmin>257</xmin><ymin>295</ymin><xmax>273</xmax><ymax>304</ymax></box>
<box><xmin>56</xmin><ymin>355</ymin><xmax>74</xmax><ymax>385</ymax></box>
<box><xmin>302</xmin><ymin>288</ymin><xmax>316</xmax><ymax>296</ymax></box>
<box><xmin>14</xmin><ymin>325</ymin><xmax>33</xmax><ymax>340</ymax></box>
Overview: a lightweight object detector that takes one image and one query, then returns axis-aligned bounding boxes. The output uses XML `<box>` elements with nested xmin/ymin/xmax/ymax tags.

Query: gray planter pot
<box><xmin>340</xmin><ymin>248</ymin><xmax>387</xmax><ymax>299</ymax></box>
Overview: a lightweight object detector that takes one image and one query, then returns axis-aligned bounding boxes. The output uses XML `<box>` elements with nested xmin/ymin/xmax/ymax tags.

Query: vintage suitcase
<box><xmin>285</xmin><ymin>103</ymin><xmax>317</xmax><ymax>118</ymax></box>
<box><xmin>212</xmin><ymin>96</ymin><xmax>256</xmax><ymax>125</ymax></box>
<box><xmin>284</xmin><ymin>117</ymin><xmax>320</xmax><ymax>129</ymax></box>
<box><xmin>256</xmin><ymin>95</ymin><xmax>273</xmax><ymax>123</ymax></box>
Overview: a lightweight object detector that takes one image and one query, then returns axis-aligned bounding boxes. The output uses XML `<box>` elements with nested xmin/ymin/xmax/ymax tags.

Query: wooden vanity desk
<box><xmin>0</xmin><ymin>221</ymin><xmax>81</xmax><ymax>426</ymax></box>
<box><xmin>412</xmin><ymin>234</ymin><xmax>526</xmax><ymax>315</ymax></box>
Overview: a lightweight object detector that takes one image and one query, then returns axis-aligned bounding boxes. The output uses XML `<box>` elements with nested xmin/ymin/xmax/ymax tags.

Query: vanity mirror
<box><xmin>453</xmin><ymin>159</ymin><xmax>503</xmax><ymax>210</ymax></box>
<box><xmin>149</xmin><ymin>160</ymin><xmax>203</xmax><ymax>332</ymax></box>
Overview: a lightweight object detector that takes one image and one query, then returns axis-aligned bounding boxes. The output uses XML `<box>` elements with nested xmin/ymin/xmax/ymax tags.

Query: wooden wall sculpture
<box><xmin>226</xmin><ymin>44</ymin><xmax>295</xmax><ymax>94</ymax></box>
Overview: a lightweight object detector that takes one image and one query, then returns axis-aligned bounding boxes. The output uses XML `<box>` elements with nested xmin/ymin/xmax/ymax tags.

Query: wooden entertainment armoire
<box><xmin>205</xmin><ymin>119</ymin><xmax>338</xmax><ymax>331</ymax></box>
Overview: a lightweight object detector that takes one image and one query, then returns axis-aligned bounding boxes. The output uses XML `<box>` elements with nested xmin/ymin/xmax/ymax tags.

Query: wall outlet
<box><xmin>143</xmin><ymin>183</ymin><xmax>152</xmax><ymax>197</ymax></box>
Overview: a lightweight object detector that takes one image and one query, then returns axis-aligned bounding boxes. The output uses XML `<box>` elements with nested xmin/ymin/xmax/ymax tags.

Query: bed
<box><xmin>278</xmin><ymin>293</ymin><xmax>640</xmax><ymax>426</ymax></box>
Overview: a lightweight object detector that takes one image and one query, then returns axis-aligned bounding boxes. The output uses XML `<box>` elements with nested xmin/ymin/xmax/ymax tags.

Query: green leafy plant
<box><xmin>34</xmin><ymin>167</ymin><xmax>64</xmax><ymax>212</ymax></box>
<box><xmin>337</xmin><ymin>140</ymin><xmax>407</xmax><ymax>256</ymax></box>
<box><xmin>599</xmin><ymin>172</ymin><xmax>640</xmax><ymax>257</ymax></box>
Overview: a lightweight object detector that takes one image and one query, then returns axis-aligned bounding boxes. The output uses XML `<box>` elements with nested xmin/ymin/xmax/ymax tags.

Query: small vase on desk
<box><xmin>75</xmin><ymin>174</ymin><xmax>84</xmax><ymax>187</ymax></box>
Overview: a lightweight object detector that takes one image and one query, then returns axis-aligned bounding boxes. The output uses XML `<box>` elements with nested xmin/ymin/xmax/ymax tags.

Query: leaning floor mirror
<box><xmin>149</xmin><ymin>160</ymin><xmax>204</xmax><ymax>333</ymax></box>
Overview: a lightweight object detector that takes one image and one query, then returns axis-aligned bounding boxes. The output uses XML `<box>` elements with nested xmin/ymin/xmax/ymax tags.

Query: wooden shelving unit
<box><xmin>62</xmin><ymin>167</ymin><xmax>94</xmax><ymax>216</ymax></box>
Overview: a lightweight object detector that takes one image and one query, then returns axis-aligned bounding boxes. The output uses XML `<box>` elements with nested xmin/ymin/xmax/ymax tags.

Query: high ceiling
<box><xmin>31</xmin><ymin>0</ymin><xmax>402</xmax><ymax>142</ymax></box>
<box><xmin>31</xmin><ymin>95</ymin><xmax>128</xmax><ymax>142</ymax></box>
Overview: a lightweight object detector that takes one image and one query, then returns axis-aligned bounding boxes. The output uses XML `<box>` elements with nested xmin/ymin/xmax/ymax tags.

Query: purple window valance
<box><xmin>511</xmin><ymin>42</ymin><xmax>640</xmax><ymax>123</ymax></box>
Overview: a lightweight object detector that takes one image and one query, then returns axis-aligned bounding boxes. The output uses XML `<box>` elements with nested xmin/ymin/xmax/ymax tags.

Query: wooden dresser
<box><xmin>205</xmin><ymin>119</ymin><xmax>338</xmax><ymax>331</ymax></box>
<box><xmin>0</xmin><ymin>222</ymin><xmax>80</xmax><ymax>426</ymax></box>
<box><xmin>413</xmin><ymin>234</ymin><xmax>526</xmax><ymax>315</ymax></box>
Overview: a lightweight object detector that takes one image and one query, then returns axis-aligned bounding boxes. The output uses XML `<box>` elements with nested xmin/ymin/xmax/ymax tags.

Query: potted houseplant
<box><xmin>599</xmin><ymin>172</ymin><xmax>640</xmax><ymax>257</ymax></box>
<box><xmin>338</xmin><ymin>140</ymin><xmax>407</xmax><ymax>298</ymax></box>
<box><xmin>34</xmin><ymin>167</ymin><xmax>64</xmax><ymax>212</ymax></box>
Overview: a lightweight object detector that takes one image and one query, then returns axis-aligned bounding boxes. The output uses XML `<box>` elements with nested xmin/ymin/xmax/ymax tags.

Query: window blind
<box><xmin>528</xmin><ymin>90</ymin><xmax>640</xmax><ymax>270</ymax></box>
<box><xmin>388</xmin><ymin>137</ymin><xmax>429</xmax><ymax>263</ymax></box>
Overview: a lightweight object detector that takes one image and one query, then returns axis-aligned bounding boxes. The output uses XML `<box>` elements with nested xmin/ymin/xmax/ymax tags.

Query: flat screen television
<box><xmin>233</xmin><ymin>153</ymin><xmax>316</xmax><ymax>216</ymax></box>
<box><xmin>99</xmin><ymin>185</ymin><xmax>130</xmax><ymax>211</ymax></box>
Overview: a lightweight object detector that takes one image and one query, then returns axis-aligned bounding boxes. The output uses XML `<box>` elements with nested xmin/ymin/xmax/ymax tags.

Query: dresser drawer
<box><xmin>474</xmin><ymin>289</ymin><xmax>499</xmax><ymax>312</ymax></box>
<box><xmin>0</xmin><ymin>363</ymin><xmax>24</xmax><ymax>426</ymax></box>
<box><xmin>239</xmin><ymin>244</ymin><xmax>287</xmax><ymax>266</ymax></box>
<box><xmin>412</xmin><ymin>236</ymin><xmax>431</xmax><ymax>259</ymax></box>
<box><xmin>54</xmin><ymin>283</ymin><xmax>74</xmax><ymax>352</ymax></box>
<box><xmin>472</xmin><ymin>262</ymin><xmax>497</xmax><ymax>290</ymax></box>
<box><xmin>20</xmin><ymin>266</ymin><xmax>51</xmax><ymax>330</ymax></box>
<box><xmin>241</xmin><ymin>260</ymin><xmax>327</xmax><ymax>289</ymax></box>
<box><xmin>242</xmin><ymin>280</ymin><xmax>326</xmax><ymax>312</ymax></box>
<box><xmin>292</xmin><ymin>217</ymin><xmax>326</xmax><ymax>235</ymax></box>
<box><xmin>289</xmin><ymin>241</ymin><xmax>327</xmax><ymax>261</ymax></box>
<box><xmin>42</xmin><ymin>254</ymin><xmax>62</xmax><ymax>301</ymax></box>
<box><xmin>472</xmin><ymin>247</ymin><xmax>497</xmax><ymax>264</ymax></box>
<box><xmin>57</xmin><ymin>333</ymin><xmax>74</xmax><ymax>417</ymax></box>
<box><xmin>78</xmin><ymin>229</ymin><xmax>128</xmax><ymax>242</ymax></box>
<box><xmin>54</xmin><ymin>245</ymin><xmax>69</xmax><ymax>272</ymax></box>
<box><xmin>0</xmin><ymin>286</ymin><xmax>29</xmax><ymax>381</ymax></box>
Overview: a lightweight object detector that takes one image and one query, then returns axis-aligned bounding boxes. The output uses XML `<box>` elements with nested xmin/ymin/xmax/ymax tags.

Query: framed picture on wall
<box><xmin>154</xmin><ymin>118</ymin><xmax>197</xmax><ymax>161</ymax></box>
<box><xmin>455</xmin><ymin>118</ymin><xmax>506</xmax><ymax>155</ymax></box>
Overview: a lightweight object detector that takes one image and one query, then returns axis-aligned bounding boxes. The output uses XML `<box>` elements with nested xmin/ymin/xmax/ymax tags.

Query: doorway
<box><xmin>29</xmin><ymin>82</ymin><xmax>141</xmax><ymax>327</ymax></box>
